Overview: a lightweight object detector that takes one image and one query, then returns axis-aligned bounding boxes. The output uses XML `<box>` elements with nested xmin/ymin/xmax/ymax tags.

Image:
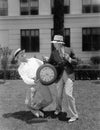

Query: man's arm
<box><xmin>18</xmin><ymin>68</ymin><xmax>35</xmax><ymax>85</ymax></box>
<box><xmin>64</xmin><ymin>47</ymin><xmax>77</xmax><ymax>64</ymax></box>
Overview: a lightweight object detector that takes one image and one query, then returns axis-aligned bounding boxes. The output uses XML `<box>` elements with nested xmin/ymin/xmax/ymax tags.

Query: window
<box><xmin>0</xmin><ymin>0</ymin><xmax>8</xmax><ymax>16</ymax></box>
<box><xmin>82</xmin><ymin>0</ymin><xmax>100</xmax><ymax>13</ymax></box>
<box><xmin>51</xmin><ymin>28</ymin><xmax>70</xmax><ymax>47</ymax></box>
<box><xmin>21</xmin><ymin>29</ymin><xmax>40</xmax><ymax>52</ymax></box>
<box><xmin>64</xmin><ymin>0</ymin><xmax>70</xmax><ymax>14</ymax></box>
<box><xmin>82</xmin><ymin>28</ymin><xmax>100</xmax><ymax>51</ymax></box>
<box><xmin>64</xmin><ymin>28</ymin><xmax>70</xmax><ymax>47</ymax></box>
<box><xmin>51</xmin><ymin>0</ymin><xmax>70</xmax><ymax>14</ymax></box>
<box><xmin>20</xmin><ymin>0</ymin><xmax>38</xmax><ymax>15</ymax></box>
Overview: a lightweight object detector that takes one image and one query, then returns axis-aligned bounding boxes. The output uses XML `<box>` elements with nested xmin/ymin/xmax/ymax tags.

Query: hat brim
<box><xmin>17</xmin><ymin>50</ymin><xmax>25</xmax><ymax>55</ymax></box>
<box><xmin>51</xmin><ymin>41</ymin><xmax>65</xmax><ymax>44</ymax></box>
<box><xmin>14</xmin><ymin>49</ymin><xmax>25</xmax><ymax>58</ymax></box>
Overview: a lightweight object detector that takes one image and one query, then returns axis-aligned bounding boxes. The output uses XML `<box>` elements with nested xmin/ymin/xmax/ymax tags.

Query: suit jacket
<box><xmin>64</xmin><ymin>46</ymin><xmax>76</xmax><ymax>59</ymax></box>
<box><xmin>48</xmin><ymin>46</ymin><xmax>76</xmax><ymax>82</ymax></box>
<box><xmin>62</xmin><ymin>46</ymin><xmax>77</xmax><ymax>74</ymax></box>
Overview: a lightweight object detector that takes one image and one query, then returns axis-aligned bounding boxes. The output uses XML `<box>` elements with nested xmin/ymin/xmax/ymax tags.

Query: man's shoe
<box><xmin>54</xmin><ymin>110</ymin><xmax>60</xmax><ymax>115</ymax></box>
<box><xmin>68</xmin><ymin>116</ymin><xmax>78</xmax><ymax>123</ymax></box>
<box><xmin>31</xmin><ymin>110</ymin><xmax>44</xmax><ymax>117</ymax></box>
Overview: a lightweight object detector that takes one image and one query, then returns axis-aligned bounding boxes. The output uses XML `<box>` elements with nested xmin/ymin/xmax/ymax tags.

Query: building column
<box><xmin>8</xmin><ymin>0</ymin><xmax>20</xmax><ymax>16</ymax></box>
<box><xmin>70</xmin><ymin>0</ymin><xmax>82</xmax><ymax>14</ymax></box>
<box><xmin>39</xmin><ymin>0</ymin><xmax>51</xmax><ymax>15</ymax></box>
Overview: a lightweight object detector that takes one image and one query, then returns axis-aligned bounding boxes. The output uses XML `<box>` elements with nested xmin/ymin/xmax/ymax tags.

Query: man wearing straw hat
<box><xmin>48</xmin><ymin>35</ymin><xmax>79</xmax><ymax>122</ymax></box>
<box><xmin>13</xmin><ymin>48</ymin><xmax>53</xmax><ymax>117</ymax></box>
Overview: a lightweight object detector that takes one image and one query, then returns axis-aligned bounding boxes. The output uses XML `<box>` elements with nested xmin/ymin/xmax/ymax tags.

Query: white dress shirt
<box><xmin>18</xmin><ymin>58</ymin><xmax>43</xmax><ymax>85</ymax></box>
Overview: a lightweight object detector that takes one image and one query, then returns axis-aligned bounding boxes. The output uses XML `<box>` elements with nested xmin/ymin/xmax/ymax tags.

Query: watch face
<box><xmin>39</xmin><ymin>67</ymin><xmax>55</xmax><ymax>82</ymax></box>
<box><xmin>36</xmin><ymin>63</ymin><xmax>57</xmax><ymax>85</ymax></box>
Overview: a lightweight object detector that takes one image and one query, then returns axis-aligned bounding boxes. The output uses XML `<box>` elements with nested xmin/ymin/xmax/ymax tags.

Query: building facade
<box><xmin>0</xmin><ymin>0</ymin><xmax>100</xmax><ymax>61</ymax></box>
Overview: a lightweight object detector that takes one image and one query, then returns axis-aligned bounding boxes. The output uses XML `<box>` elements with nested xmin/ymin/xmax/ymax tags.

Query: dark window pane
<box><xmin>21</xmin><ymin>0</ymin><xmax>28</xmax><ymax>2</ymax></box>
<box><xmin>82</xmin><ymin>28</ymin><xmax>92</xmax><ymax>51</ymax></box>
<box><xmin>0</xmin><ymin>0</ymin><xmax>8</xmax><ymax>16</ymax></box>
<box><xmin>92</xmin><ymin>28</ymin><xmax>100</xmax><ymax>50</ymax></box>
<box><xmin>82</xmin><ymin>5</ymin><xmax>91</xmax><ymax>13</ymax></box>
<box><xmin>64</xmin><ymin>6</ymin><xmax>69</xmax><ymax>13</ymax></box>
<box><xmin>64</xmin><ymin>36</ymin><xmax>70</xmax><ymax>47</ymax></box>
<box><xmin>31</xmin><ymin>36</ymin><xmax>39</xmax><ymax>52</ymax></box>
<box><xmin>93</xmin><ymin>5</ymin><xmax>100</xmax><ymax>13</ymax></box>
<box><xmin>21</xmin><ymin>31</ymin><xmax>30</xmax><ymax>52</ymax></box>
<box><xmin>51</xmin><ymin>29</ymin><xmax>54</xmax><ymax>40</ymax></box>
<box><xmin>64</xmin><ymin>28</ymin><xmax>70</xmax><ymax>47</ymax></box>
<box><xmin>31</xmin><ymin>8</ymin><xmax>38</xmax><ymax>15</ymax></box>
<box><xmin>31</xmin><ymin>30</ymin><xmax>39</xmax><ymax>52</ymax></box>
<box><xmin>83</xmin><ymin>35</ymin><xmax>91</xmax><ymax>51</ymax></box>
<box><xmin>82</xmin><ymin>28</ymin><xmax>100</xmax><ymax>51</ymax></box>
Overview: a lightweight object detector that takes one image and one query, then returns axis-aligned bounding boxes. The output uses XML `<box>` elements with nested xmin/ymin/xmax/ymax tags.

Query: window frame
<box><xmin>82</xmin><ymin>0</ymin><xmax>100</xmax><ymax>13</ymax></box>
<box><xmin>82</xmin><ymin>27</ymin><xmax>100</xmax><ymax>51</ymax></box>
<box><xmin>20</xmin><ymin>0</ymin><xmax>39</xmax><ymax>15</ymax></box>
<box><xmin>21</xmin><ymin>29</ymin><xmax>40</xmax><ymax>52</ymax></box>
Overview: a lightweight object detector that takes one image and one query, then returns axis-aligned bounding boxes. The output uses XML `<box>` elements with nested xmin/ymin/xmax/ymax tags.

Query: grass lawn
<box><xmin>0</xmin><ymin>80</ymin><xmax>99</xmax><ymax>130</ymax></box>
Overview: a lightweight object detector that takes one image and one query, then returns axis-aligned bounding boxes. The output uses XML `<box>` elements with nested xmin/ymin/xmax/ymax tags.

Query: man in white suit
<box><xmin>13</xmin><ymin>48</ymin><xmax>53</xmax><ymax>117</ymax></box>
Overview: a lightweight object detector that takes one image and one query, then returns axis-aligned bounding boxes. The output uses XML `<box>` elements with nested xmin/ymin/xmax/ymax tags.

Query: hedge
<box><xmin>0</xmin><ymin>69</ymin><xmax>100</xmax><ymax>80</ymax></box>
<box><xmin>75</xmin><ymin>69</ymin><xmax>100</xmax><ymax>80</ymax></box>
<box><xmin>0</xmin><ymin>69</ymin><xmax>20</xmax><ymax>80</ymax></box>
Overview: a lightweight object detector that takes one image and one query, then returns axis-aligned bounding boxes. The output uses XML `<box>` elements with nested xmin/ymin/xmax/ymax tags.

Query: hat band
<box><xmin>53</xmin><ymin>40</ymin><xmax>64</xmax><ymax>42</ymax></box>
<box><xmin>14</xmin><ymin>50</ymin><xmax>22</xmax><ymax>58</ymax></box>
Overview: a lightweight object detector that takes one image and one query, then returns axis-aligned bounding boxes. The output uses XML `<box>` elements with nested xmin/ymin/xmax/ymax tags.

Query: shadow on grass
<box><xmin>92</xmin><ymin>80</ymin><xmax>100</xmax><ymax>84</ymax></box>
<box><xmin>3</xmin><ymin>111</ymin><xmax>48</xmax><ymax>124</ymax></box>
<box><xmin>2</xmin><ymin>110</ymin><xmax>68</xmax><ymax>124</ymax></box>
<box><xmin>0</xmin><ymin>80</ymin><xmax>5</xmax><ymax>84</ymax></box>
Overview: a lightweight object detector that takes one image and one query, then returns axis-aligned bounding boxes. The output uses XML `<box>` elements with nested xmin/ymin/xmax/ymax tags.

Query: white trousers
<box><xmin>56</xmin><ymin>70</ymin><xmax>78</xmax><ymax>117</ymax></box>
<box><xmin>25</xmin><ymin>81</ymin><xmax>53</xmax><ymax>110</ymax></box>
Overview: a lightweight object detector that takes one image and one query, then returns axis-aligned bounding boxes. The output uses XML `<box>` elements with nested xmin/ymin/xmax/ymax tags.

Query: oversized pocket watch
<box><xmin>36</xmin><ymin>64</ymin><xmax>57</xmax><ymax>85</ymax></box>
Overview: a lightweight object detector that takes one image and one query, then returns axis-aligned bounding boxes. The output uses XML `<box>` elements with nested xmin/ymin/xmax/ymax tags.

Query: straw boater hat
<box><xmin>51</xmin><ymin>35</ymin><xmax>65</xmax><ymax>44</ymax></box>
<box><xmin>14</xmin><ymin>48</ymin><xmax>25</xmax><ymax>58</ymax></box>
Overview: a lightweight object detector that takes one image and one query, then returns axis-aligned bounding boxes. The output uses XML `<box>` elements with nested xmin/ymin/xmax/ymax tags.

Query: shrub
<box><xmin>76</xmin><ymin>63</ymin><xmax>92</xmax><ymax>69</ymax></box>
<box><xmin>0</xmin><ymin>47</ymin><xmax>12</xmax><ymax>82</ymax></box>
<box><xmin>90</xmin><ymin>56</ymin><xmax>100</xmax><ymax>65</ymax></box>
<box><xmin>0</xmin><ymin>70</ymin><xmax>20</xmax><ymax>80</ymax></box>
